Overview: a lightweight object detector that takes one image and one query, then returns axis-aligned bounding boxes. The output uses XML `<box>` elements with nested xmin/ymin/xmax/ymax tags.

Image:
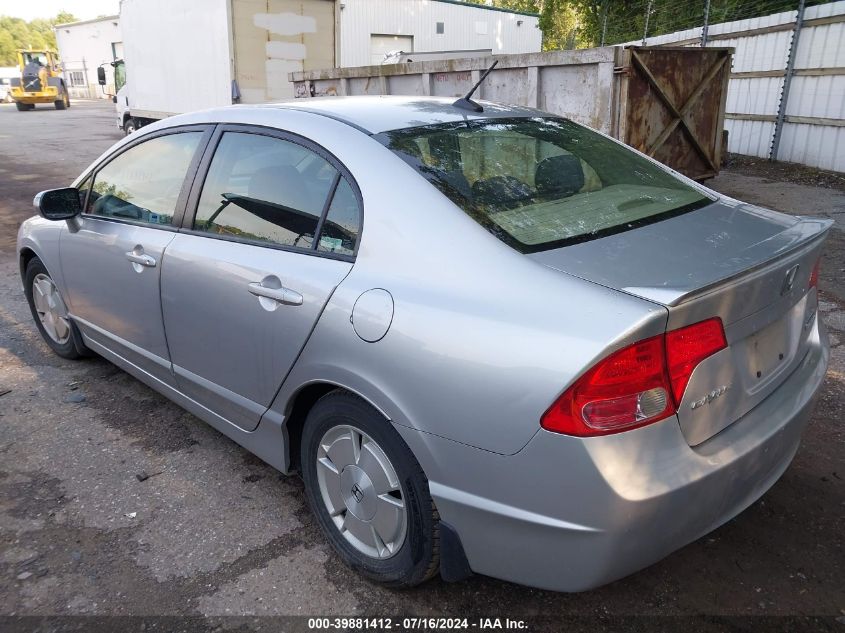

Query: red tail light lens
<box><xmin>541</xmin><ymin>335</ymin><xmax>673</xmax><ymax>436</ymax></box>
<box><xmin>809</xmin><ymin>259</ymin><xmax>820</xmax><ymax>289</ymax></box>
<box><xmin>541</xmin><ymin>318</ymin><xmax>728</xmax><ymax>437</ymax></box>
<box><xmin>665</xmin><ymin>318</ymin><xmax>727</xmax><ymax>405</ymax></box>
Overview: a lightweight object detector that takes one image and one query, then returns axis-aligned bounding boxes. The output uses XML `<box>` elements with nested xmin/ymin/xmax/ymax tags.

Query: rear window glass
<box><xmin>377</xmin><ymin>117</ymin><xmax>711</xmax><ymax>253</ymax></box>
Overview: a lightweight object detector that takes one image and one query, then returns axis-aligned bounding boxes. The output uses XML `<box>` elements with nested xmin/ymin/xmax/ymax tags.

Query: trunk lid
<box><xmin>530</xmin><ymin>199</ymin><xmax>831</xmax><ymax>445</ymax></box>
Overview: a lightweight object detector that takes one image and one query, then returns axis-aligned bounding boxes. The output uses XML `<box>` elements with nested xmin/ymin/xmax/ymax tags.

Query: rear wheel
<box><xmin>301</xmin><ymin>391</ymin><xmax>440</xmax><ymax>587</ymax></box>
<box><xmin>15</xmin><ymin>102</ymin><xmax>34</xmax><ymax>111</ymax></box>
<box><xmin>24</xmin><ymin>258</ymin><xmax>88</xmax><ymax>359</ymax></box>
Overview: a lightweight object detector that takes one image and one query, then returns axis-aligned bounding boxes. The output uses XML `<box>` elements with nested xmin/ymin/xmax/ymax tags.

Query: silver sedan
<box><xmin>17</xmin><ymin>96</ymin><xmax>831</xmax><ymax>591</ymax></box>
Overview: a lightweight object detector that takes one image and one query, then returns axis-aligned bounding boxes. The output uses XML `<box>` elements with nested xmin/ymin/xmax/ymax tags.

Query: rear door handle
<box><xmin>248</xmin><ymin>282</ymin><xmax>303</xmax><ymax>306</ymax></box>
<box><xmin>125</xmin><ymin>251</ymin><xmax>156</xmax><ymax>267</ymax></box>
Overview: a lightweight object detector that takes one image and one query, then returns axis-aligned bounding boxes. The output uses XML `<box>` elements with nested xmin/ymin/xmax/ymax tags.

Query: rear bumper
<box><xmin>402</xmin><ymin>318</ymin><xmax>829</xmax><ymax>592</ymax></box>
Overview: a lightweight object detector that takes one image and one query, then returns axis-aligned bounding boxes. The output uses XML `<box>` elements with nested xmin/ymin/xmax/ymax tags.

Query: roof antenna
<box><xmin>452</xmin><ymin>60</ymin><xmax>499</xmax><ymax>113</ymax></box>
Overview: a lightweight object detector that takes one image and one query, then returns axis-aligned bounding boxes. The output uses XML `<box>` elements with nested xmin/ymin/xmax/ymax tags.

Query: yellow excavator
<box><xmin>9</xmin><ymin>49</ymin><xmax>71</xmax><ymax>111</ymax></box>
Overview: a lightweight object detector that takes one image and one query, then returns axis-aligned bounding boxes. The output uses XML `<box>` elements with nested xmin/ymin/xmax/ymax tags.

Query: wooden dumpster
<box><xmin>290</xmin><ymin>45</ymin><xmax>733</xmax><ymax>180</ymax></box>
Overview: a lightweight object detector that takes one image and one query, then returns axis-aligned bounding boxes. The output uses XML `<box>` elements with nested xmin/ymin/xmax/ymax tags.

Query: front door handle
<box><xmin>125</xmin><ymin>252</ymin><xmax>156</xmax><ymax>267</ymax></box>
<box><xmin>248</xmin><ymin>282</ymin><xmax>303</xmax><ymax>306</ymax></box>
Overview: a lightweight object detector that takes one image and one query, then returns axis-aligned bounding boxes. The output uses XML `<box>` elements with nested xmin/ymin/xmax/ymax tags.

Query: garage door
<box><xmin>232</xmin><ymin>0</ymin><xmax>335</xmax><ymax>103</ymax></box>
<box><xmin>370</xmin><ymin>34</ymin><xmax>413</xmax><ymax>65</ymax></box>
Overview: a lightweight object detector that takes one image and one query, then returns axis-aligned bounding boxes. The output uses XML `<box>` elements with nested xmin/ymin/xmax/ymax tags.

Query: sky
<box><xmin>0</xmin><ymin>0</ymin><xmax>119</xmax><ymax>21</ymax></box>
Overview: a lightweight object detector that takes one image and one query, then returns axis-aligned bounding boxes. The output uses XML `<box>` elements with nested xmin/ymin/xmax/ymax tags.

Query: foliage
<box><xmin>0</xmin><ymin>12</ymin><xmax>78</xmax><ymax>66</ymax></box>
<box><xmin>571</xmin><ymin>0</ymin><xmax>829</xmax><ymax>48</ymax></box>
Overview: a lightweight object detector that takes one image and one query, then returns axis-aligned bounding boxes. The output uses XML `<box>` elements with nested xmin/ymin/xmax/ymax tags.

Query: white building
<box><xmin>54</xmin><ymin>15</ymin><xmax>122</xmax><ymax>99</ymax></box>
<box><xmin>339</xmin><ymin>0</ymin><xmax>542</xmax><ymax>67</ymax></box>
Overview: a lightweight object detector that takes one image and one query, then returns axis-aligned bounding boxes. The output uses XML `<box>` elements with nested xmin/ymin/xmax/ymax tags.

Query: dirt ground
<box><xmin>0</xmin><ymin>100</ymin><xmax>842</xmax><ymax>632</ymax></box>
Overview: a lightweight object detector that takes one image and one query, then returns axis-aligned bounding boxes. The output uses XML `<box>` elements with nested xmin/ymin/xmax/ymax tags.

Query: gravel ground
<box><xmin>0</xmin><ymin>100</ymin><xmax>842</xmax><ymax>632</ymax></box>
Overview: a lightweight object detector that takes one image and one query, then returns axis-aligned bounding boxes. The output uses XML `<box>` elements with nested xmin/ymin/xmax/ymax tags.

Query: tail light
<box><xmin>809</xmin><ymin>259</ymin><xmax>820</xmax><ymax>290</ymax></box>
<box><xmin>541</xmin><ymin>318</ymin><xmax>727</xmax><ymax>437</ymax></box>
<box><xmin>665</xmin><ymin>318</ymin><xmax>727</xmax><ymax>405</ymax></box>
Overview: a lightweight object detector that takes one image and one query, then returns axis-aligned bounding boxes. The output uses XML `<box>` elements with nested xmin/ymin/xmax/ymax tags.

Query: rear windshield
<box><xmin>376</xmin><ymin>117</ymin><xmax>711</xmax><ymax>253</ymax></box>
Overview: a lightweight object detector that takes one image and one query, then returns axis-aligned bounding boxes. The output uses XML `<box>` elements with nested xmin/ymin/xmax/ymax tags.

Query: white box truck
<box><xmin>115</xmin><ymin>0</ymin><xmax>337</xmax><ymax>134</ymax></box>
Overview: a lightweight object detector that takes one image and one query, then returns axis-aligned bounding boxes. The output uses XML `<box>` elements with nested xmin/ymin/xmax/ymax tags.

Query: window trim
<box><xmin>181</xmin><ymin>123</ymin><xmax>363</xmax><ymax>261</ymax></box>
<box><xmin>80</xmin><ymin>124</ymin><xmax>215</xmax><ymax>232</ymax></box>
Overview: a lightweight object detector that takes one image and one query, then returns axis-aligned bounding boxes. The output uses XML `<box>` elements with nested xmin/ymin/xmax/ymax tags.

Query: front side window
<box><xmin>76</xmin><ymin>173</ymin><xmax>92</xmax><ymax>208</ymax></box>
<box><xmin>194</xmin><ymin>132</ymin><xmax>360</xmax><ymax>254</ymax></box>
<box><xmin>87</xmin><ymin>132</ymin><xmax>203</xmax><ymax>226</ymax></box>
<box><xmin>378</xmin><ymin>117</ymin><xmax>711</xmax><ymax>253</ymax></box>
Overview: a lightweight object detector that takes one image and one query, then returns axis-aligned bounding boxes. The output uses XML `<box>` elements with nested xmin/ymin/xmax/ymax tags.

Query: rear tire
<box><xmin>15</xmin><ymin>102</ymin><xmax>34</xmax><ymax>111</ymax></box>
<box><xmin>24</xmin><ymin>257</ymin><xmax>89</xmax><ymax>360</ymax></box>
<box><xmin>301</xmin><ymin>391</ymin><xmax>440</xmax><ymax>588</ymax></box>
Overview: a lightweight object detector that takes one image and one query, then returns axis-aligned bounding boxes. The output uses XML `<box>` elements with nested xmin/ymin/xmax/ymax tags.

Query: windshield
<box><xmin>377</xmin><ymin>117</ymin><xmax>711</xmax><ymax>253</ymax></box>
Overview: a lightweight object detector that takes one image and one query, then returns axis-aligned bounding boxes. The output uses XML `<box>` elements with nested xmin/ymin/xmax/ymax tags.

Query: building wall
<box><xmin>339</xmin><ymin>0</ymin><xmax>542</xmax><ymax>68</ymax></box>
<box><xmin>54</xmin><ymin>16</ymin><xmax>122</xmax><ymax>99</ymax></box>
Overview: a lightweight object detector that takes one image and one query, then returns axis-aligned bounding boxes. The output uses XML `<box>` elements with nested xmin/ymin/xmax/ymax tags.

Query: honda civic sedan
<box><xmin>18</xmin><ymin>96</ymin><xmax>830</xmax><ymax>591</ymax></box>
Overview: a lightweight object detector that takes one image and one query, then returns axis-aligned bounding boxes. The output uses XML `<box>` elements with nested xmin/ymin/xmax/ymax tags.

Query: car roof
<box><xmin>169</xmin><ymin>96</ymin><xmax>544</xmax><ymax>135</ymax></box>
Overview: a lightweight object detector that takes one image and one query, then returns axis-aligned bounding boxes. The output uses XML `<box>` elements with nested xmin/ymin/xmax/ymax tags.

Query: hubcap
<box><xmin>316</xmin><ymin>425</ymin><xmax>407</xmax><ymax>559</ymax></box>
<box><xmin>32</xmin><ymin>273</ymin><xmax>71</xmax><ymax>344</ymax></box>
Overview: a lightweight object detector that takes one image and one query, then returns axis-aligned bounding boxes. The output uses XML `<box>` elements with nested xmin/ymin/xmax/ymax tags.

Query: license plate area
<box><xmin>735</xmin><ymin>294</ymin><xmax>809</xmax><ymax>396</ymax></box>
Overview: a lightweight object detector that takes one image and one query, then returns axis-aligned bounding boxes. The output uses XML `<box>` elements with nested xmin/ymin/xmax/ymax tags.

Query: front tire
<box><xmin>24</xmin><ymin>257</ymin><xmax>88</xmax><ymax>359</ymax></box>
<box><xmin>301</xmin><ymin>391</ymin><xmax>440</xmax><ymax>587</ymax></box>
<box><xmin>54</xmin><ymin>92</ymin><xmax>68</xmax><ymax>110</ymax></box>
<box><xmin>15</xmin><ymin>102</ymin><xmax>34</xmax><ymax>111</ymax></box>
<box><xmin>123</xmin><ymin>118</ymin><xmax>137</xmax><ymax>135</ymax></box>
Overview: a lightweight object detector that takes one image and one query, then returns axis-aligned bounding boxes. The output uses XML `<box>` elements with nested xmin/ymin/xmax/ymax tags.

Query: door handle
<box><xmin>248</xmin><ymin>282</ymin><xmax>303</xmax><ymax>306</ymax></box>
<box><xmin>125</xmin><ymin>251</ymin><xmax>156</xmax><ymax>267</ymax></box>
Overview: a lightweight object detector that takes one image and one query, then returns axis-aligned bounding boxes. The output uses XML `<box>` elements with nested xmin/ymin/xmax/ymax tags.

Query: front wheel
<box><xmin>54</xmin><ymin>92</ymin><xmax>69</xmax><ymax>110</ymax></box>
<box><xmin>123</xmin><ymin>118</ymin><xmax>138</xmax><ymax>135</ymax></box>
<box><xmin>301</xmin><ymin>391</ymin><xmax>440</xmax><ymax>587</ymax></box>
<box><xmin>24</xmin><ymin>258</ymin><xmax>88</xmax><ymax>359</ymax></box>
<box><xmin>15</xmin><ymin>102</ymin><xmax>34</xmax><ymax>111</ymax></box>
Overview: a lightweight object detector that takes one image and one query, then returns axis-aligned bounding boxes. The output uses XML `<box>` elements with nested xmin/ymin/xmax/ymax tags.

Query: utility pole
<box><xmin>600</xmin><ymin>0</ymin><xmax>608</xmax><ymax>46</ymax></box>
<box><xmin>701</xmin><ymin>0</ymin><xmax>711</xmax><ymax>47</ymax></box>
<box><xmin>770</xmin><ymin>0</ymin><xmax>806</xmax><ymax>161</ymax></box>
<box><xmin>642</xmin><ymin>0</ymin><xmax>654</xmax><ymax>46</ymax></box>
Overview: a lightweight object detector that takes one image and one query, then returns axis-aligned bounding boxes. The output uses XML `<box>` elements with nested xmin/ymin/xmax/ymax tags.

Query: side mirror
<box><xmin>97</xmin><ymin>66</ymin><xmax>106</xmax><ymax>85</ymax></box>
<box><xmin>34</xmin><ymin>188</ymin><xmax>82</xmax><ymax>220</ymax></box>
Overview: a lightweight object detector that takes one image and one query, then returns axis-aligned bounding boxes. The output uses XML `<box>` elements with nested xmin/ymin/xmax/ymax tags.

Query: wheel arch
<box><xmin>19</xmin><ymin>246</ymin><xmax>38</xmax><ymax>280</ymax></box>
<box><xmin>282</xmin><ymin>380</ymin><xmax>392</xmax><ymax>473</ymax></box>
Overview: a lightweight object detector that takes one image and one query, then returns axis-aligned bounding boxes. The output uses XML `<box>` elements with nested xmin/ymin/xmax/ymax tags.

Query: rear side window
<box><xmin>194</xmin><ymin>132</ymin><xmax>361</xmax><ymax>254</ymax></box>
<box><xmin>378</xmin><ymin>117</ymin><xmax>711</xmax><ymax>253</ymax></box>
<box><xmin>318</xmin><ymin>179</ymin><xmax>359</xmax><ymax>256</ymax></box>
<box><xmin>86</xmin><ymin>132</ymin><xmax>203</xmax><ymax>226</ymax></box>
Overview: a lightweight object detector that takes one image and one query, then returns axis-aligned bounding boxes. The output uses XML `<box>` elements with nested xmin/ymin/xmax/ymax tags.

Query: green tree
<box><xmin>0</xmin><ymin>12</ymin><xmax>78</xmax><ymax>66</ymax></box>
<box><xmin>572</xmin><ymin>0</ymin><xmax>830</xmax><ymax>48</ymax></box>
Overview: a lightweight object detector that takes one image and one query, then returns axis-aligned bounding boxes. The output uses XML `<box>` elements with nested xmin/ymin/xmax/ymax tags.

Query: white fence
<box><xmin>638</xmin><ymin>1</ymin><xmax>845</xmax><ymax>172</ymax></box>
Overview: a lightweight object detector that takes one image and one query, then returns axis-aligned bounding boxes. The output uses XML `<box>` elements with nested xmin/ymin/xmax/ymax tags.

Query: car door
<box><xmin>160</xmin><ymin>126</ymin><xmax>362</xmax><ymax>431</ymax></box>
<box><xmin>60</xmin><ymin>127</ymin><xmax>211</xmax><ymax>385</ymax></box>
